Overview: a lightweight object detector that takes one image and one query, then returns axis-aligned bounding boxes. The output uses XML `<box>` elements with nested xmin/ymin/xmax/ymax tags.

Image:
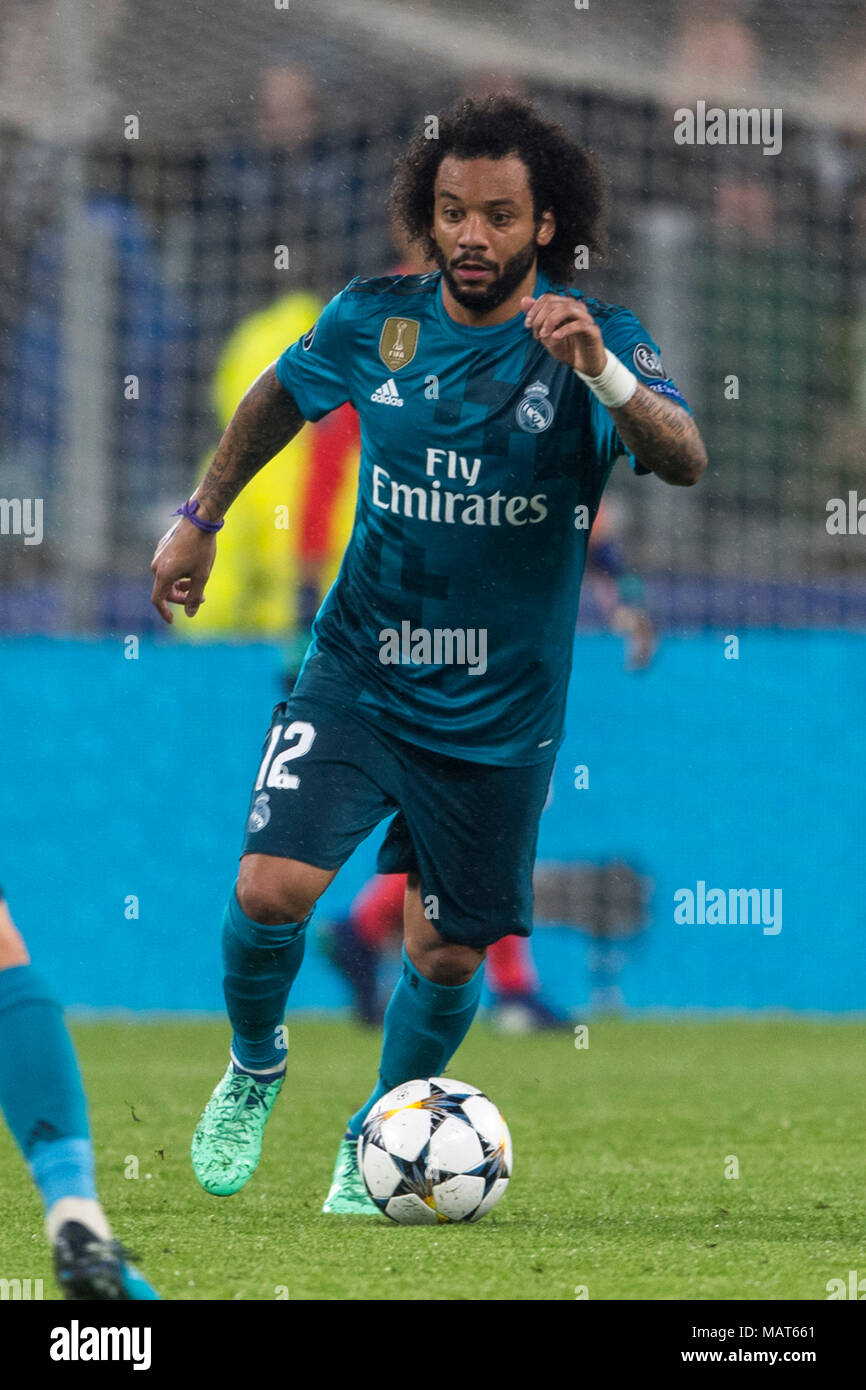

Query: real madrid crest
<box><xmin>516</xmin><ymin>380</ymin><xmax>555</xmax><ymax>433</ymax></box>
<box><xmin>632</xmin><ymin>343</ymin><xmax>666</xmax><ymax>380</ymax></box>
<box><xmin>247</xmin><ymin>793</ymin><xmax>271</xmax><ymax>833</ymax></box>
<box><xmin>378</xmin><ymin>317</ymin><xmax>419</xmax><ymax>372</ymax></box>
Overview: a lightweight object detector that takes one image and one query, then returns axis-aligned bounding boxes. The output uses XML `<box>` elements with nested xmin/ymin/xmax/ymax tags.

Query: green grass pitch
<box><xmin>2</xmin><ymin>1018</ymin><xmax>864</xmax><ymax>1300</ymax></box>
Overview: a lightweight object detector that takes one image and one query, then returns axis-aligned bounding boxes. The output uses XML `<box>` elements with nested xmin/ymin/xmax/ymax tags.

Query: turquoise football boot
<box><xmin>322</xmin><ymin>1137</ymin><xmax>380</xmax><ymax>1215</ymax></box>
<box><xmin>191</xmin><ymin>1064</ymin><xmax>284</xmax><ymax>1196</ymax></box>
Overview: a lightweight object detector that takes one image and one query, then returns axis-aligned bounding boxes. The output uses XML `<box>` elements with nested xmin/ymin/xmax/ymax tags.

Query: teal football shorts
<box><xmin>239</xmin><ymin>692</ymin><xmax>554</xmax><ymax>950</ymax></box>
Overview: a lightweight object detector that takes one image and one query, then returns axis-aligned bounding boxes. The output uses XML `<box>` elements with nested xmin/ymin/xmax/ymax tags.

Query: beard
<box><xmin>432</xmin><ymin>235</ymin><xmax>539</xmax><ymax>314</ymax></box>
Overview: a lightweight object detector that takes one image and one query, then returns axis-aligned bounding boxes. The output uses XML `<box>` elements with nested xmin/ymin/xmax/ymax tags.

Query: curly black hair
<box><xmin>389</xmin><ymin>94</ymin><xmax>606</xmax><ymax>284</ymax></box>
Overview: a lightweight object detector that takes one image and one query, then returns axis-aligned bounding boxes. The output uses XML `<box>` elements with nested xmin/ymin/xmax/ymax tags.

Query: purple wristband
<box><xmin>172</xmin><ymin>498</ymin><xmax>224</xmax><ymax>533</ymax></box>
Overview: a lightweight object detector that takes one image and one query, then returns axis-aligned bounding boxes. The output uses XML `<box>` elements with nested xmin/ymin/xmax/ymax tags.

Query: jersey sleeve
<box><xmin>588</xmin><ymin>309</ymin><xmax>691</xmax><ymax>476</ymax></box>
<box><xmin>275</xmin><ymin>287</ymin><xmax>352</xmax><ymax>421</ymax></box>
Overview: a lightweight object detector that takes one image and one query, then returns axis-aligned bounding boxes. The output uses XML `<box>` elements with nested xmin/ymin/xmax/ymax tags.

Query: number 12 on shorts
<box><xmin>254</xmin><ymin>721</ymin><xmax>316</xmax><ymax>791</ymax></box>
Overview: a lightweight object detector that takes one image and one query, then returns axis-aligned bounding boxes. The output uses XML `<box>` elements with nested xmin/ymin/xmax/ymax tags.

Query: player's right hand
<box><xmin>150</xmin><ymin>518</ymin><xmax>217</xmax><ymax>624</ymax></box>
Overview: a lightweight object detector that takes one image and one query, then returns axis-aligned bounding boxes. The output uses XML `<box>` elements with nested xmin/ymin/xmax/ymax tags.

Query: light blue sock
<box><xmin>222</xmin><ymin>883</ymin><xmax>309</xmax><ymax>1073</ymax></box>
<box><xmin>347</xmin><ymin>945</ymin><xmax>484</xmax><ymax>1137</ymax></box>
<box><xmin>0</xmin><ymin>964</ymin><xmax>97</xmax><ymax>1208</ymax></box>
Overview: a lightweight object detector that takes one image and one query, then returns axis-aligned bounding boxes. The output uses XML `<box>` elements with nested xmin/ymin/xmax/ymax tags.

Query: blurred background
<box><xmin>0</xmin><ymin>0</ymin><xmax>864</xmax><ymax>1021</ymax></box>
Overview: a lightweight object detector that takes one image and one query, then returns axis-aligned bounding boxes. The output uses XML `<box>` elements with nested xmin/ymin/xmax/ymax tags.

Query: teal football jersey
<box><xmin>275</xmin><ymin>268</ymin><xmax>689</xmax><ymax>766</ymax></box>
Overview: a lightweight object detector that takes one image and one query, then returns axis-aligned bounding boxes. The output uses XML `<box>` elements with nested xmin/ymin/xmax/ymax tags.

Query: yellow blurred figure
<box><xmin>182</xmin><ymin>291</ymin><xmax>359</xmax><ymax>641</ymax></box>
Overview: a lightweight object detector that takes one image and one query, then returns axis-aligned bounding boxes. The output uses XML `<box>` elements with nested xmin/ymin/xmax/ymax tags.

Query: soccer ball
<box><xmin>358</xmin><ymin>1077</ymin><xmax>512</xmax><ymax>1224</ymax></box>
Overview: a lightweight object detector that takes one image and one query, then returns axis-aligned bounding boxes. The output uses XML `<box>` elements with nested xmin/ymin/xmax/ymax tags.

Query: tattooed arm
<box><xmin>194</xmin><ymin>364</ymin><xmax>306</xmax><ymax>520</ymax></box>
<box><xmin>150</xmin><ymin>364</ymin><xmax>306</xmax><ymax>623</ymax></box>
<box><xmin>608</xmin><ymin>383</ymin><xmax>707</xmax><ymax>486</ymax></box>
<box><xmin>521</xmin><ymin>291</ymin><xmax>708</xmax><ymax>487</ymax></box>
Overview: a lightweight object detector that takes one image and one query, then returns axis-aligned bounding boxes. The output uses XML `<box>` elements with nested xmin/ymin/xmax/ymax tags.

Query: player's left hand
<box><xmin>521</xmin><ymin>294</ymin><xmax>607</xmax><ymax>375</ymax></box>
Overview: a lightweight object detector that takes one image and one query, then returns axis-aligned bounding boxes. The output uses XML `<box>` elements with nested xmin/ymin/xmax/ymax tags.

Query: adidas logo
<box><xmin>371</xmin><ymin>378</ymin><xmax>403</xmax><ymax>406</ymax></box>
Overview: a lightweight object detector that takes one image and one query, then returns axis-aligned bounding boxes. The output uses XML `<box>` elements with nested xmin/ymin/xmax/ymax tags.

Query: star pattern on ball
<box><xmin>468</xmin><ymin>1133</ymin><xmax>511</xmax><ymax>1199</ymax></box>
<box><xmin>365</xmin><ymin>1083</ymin><xmax>479</xmax><ymax>1147</ymax></box>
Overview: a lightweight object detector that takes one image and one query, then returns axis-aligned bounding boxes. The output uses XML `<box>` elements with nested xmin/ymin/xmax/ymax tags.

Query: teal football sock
<box><xmin>0</xmin><ymin>964</ymin><xmax>97</xmax><ymax>1208</ymax></box>
<box><xmin>222</xmin><ymin>883</ymin><xmax>309</xmax><ymax>1073</ymax></box>
<box><xmin>347</xmin><ymin>945</ymin><xmax>484</xmax><ymax>1137</ymax></box>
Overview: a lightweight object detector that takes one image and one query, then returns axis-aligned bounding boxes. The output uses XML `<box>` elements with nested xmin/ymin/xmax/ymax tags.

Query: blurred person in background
<box><xmin>197</xmin><ymin>62</ymin><xmax>367</xmax><ymax>302</ymax></box>
<box><xmin>665</xmin><ymin>0</ymin><xmax>761</xmax><ymax>104</ymax></box>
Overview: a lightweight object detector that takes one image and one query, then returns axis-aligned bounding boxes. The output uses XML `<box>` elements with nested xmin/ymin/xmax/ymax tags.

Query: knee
<box><xmin>236</xmin><ymin>858</ymin><xmax>318</xmax><ymax>927</ymax></box>
<box><xmin>411</xmin><ymin>940</ymin><xmax>484</xmax><ymax>987</ymax></box>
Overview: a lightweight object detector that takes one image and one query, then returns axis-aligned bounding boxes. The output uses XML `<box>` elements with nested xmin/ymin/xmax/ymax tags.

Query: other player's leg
<box><xmin>0</xmin><ymin>888</ymin><xmax>157</xmax><ymax>1299</ymax></box>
